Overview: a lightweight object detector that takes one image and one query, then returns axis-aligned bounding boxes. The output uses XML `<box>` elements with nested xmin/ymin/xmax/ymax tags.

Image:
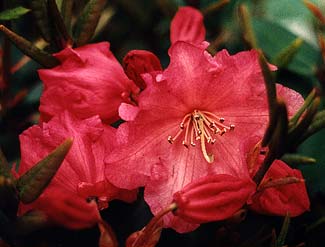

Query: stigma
<box><xmin>167</xmin><ymin>110</ymin><xmax>235</xmax><ymax>163</ymax></box>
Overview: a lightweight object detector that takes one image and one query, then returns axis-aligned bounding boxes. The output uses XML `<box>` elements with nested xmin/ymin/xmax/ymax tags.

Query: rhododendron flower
<box><xmin>173</xmin><ymin>174</ymin><xmax>256</xmax><ymax>224</ymax></box>
<box><xmin>105</xmin><ymin>41</ymin><xmax>303</xmax><ymax>232</ymax></box>
<box><xmin>18</xmin><ymin>111</ymin><xmax>137</xmax><ymax>229</ymax></box>
<box><xmin>245</xmin><ymin>139</ymin><xmax>310</xmax><ymax>217</ymax></box>
<box><xmin>39</xmin><ymin>42</ymin><xmax>139</xmax><ymax>124</ymax></box>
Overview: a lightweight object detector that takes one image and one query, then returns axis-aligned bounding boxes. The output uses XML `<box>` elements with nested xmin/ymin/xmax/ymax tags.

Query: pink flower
<box><xmin>245</xmin><ymin>139</ymin><xmax>310</xmax><ymax>217</ymax></box>
<box><xmin>170</xmin><ymin>6</ymin><xmax>206</xmax><ymax>45</ymax></box>
<box><xmin>18</xmin><ymin>111</ymin><xmax>137</xmax><ymax>229</ymax></box>
<box><xmin>39</xmin><ymin>42</ymin><xmax>139</xmax><ymax>124</ymax></box>
<box><xmin>105</xmin><ymin>41</ymin><xmax>303</xmax><ymax>232</ymax></box>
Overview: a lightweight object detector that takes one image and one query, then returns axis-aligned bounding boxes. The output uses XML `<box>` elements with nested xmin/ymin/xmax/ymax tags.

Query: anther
<box><xmin>219</xmin><ymin>118</ymin><xmax>225</xmax><ymax>123</ymax></box>
<box><xmin>182</xmin><ymin>140</ymin><xmax>189</xmax><ymax>148</ymax></box>
<box><xmin>167</xmin><ymin>136</ymin><xmax>173</xmax><ymax>144</ymax></box>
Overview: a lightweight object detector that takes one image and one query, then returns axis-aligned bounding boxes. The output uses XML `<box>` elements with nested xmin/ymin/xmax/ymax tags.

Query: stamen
<box><xmin>167</xmin><ymin>128</ymin><xmax>183</xmax><ymax>144</ymax></box>
<box><xmin>182</xmin><ymin>117</ymin><xmax>191</xmax><ymax>147</ymax></box>
<box><xmin>190</xmin><ymin>127</ymin><xmax>196</xmax><ymax>147</ymax></box>
<box><xmin>167</xmin><ymin>109</ymin><xmax>235</xmax><ymax>163</ymax></box>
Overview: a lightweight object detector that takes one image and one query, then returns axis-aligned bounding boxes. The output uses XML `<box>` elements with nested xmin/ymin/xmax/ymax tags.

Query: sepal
<box><xmin>16</xmin><ymin>138</ymin><xmax>73</xmax><ymax>204</ymax></box>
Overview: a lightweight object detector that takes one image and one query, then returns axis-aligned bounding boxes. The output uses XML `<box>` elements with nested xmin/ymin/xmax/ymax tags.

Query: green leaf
<box><xmin>298</xmin><ymin>129</ymin><xmax>325</xmax><ymax>195</ymax></box>
<box><xmin>238</xmin><ymin>4</ymin><xmax>257</xmax><ymax>49</ymax></box>
<box><xmin>289</xmin><ymin>88</ymin><xmax>317</xmax><ymax>127</ymax></box>
<box><xmin>74</xmin><ymin>0</ymin><xmax>107</xmax><ymax>46</ymax></box>
<box><xmin>16</xmin><ymin>138</ymin><xmax>73</xmax><ymax>204</ymax></box>
<box><xmin>272</xmin><ymin>38</ymin><xmax>304</xmax><ymax>69</ymax></box>
<box><xmin>306</xmin><ymin>216</ymin><xmax>325</xmax><ymax>233</ymax></box>
<box><xmin>263</xmin><ymin>0</ymin><xmax>322</xmax><ymax>47</ymax></box>
<box><xmin>201</xmin><ymin>0</ymin><xmax>230</xmax><ymax>16</ymax></box>
<box><xmin>253</xmin><ymin>19</ymin><xmax>321</xmax><ymax>76</ymax></box>
<box><xmin>288</xmin><ymin>96</ymin><xmax>320</xmax><ymax>149</ymax></box>
<box><xmin>61</xmin><ymin>0</ymin><xmax>74</xmax><ymax>33</ymax></box>
<box><xmin>282</xmin><ymin>154</ymin><xmax>316</xmax><ymax>166</ymax></box>
<box><xmin>300</xmin><ymin>110</ymin><xmax>325</xmax><ymax>142</ymax></box>
<box><xmin>48</xmin><ymin>0</ymin><xmax>73</xmax><ymax>47</ymax></box>
<box><xmin>30</xmin><ymin>0</ymin><xmax>52</xmax><ymax>42</ymax></box>
<box><xmin>0</xmin><ymin>6</ymin><xmax>30</xmax><ymax>20</ymax></box>
<box><xmin>276</xmin><ymin>214</ymin><xmax>291</xmax><ymax>247</ymax></box>
<box><xmin>258</xmin><ymin>51</ymin><xmax>277</xmax><ymax>147</ymax></box>
<box><xmin>0</xmin><ymin>25</ymin><xmax>60</xmax><ymax>68</ymax></box>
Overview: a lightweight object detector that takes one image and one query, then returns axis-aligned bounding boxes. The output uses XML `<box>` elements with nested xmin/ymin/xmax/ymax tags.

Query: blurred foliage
<box><xmin>0</xmin><ymin>7</ymin><xmax>30</xmax><ymax>21</ymax></box>
<box><xmin>1</xmin><ymin>0</ymin><xmax>325</xmax><ymax>246</ymax></box>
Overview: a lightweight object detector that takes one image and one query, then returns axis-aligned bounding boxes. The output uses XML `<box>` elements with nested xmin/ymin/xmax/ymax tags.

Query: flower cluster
<box><xmin>16</xmin><ymin>6</ymin><xmax>310</xmax><ymax>235</ymax></box>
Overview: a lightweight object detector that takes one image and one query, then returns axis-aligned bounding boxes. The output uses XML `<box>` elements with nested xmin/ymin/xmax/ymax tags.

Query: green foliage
<box><xmin>74</xmin><ymin>0</ymin><xmax>107</xmax><ymax>46</ymax></box>
<box><xmin>253</xmin><ymin>19</ymin><xmax>321</xmax><ymax>76</ymax></box>
<box><xmin>0</xmin><ymin>6</ymin><xmax>30</xmax><ymax>21</ymax></box>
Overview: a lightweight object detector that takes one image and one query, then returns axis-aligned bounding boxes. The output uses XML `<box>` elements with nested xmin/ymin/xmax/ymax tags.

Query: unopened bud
<box><xmin>123</xmin><ymin>50</ymin><xmax>162</xmax><ymax>90</ymax></box>
<box><xmin>172</xmin><ymin>174</ymin><xmax>256</xmax><ymax>224</ymax></box>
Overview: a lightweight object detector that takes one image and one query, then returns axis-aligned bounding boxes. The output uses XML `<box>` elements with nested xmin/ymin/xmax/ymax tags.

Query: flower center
<box><xmin>167</xmin><ymin>110</ymin><xmax>235</xmax><ymax>163</ymax></box>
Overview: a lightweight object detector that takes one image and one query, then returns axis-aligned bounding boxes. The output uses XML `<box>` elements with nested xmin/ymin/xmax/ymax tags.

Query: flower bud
<box><xmin>123</xmin><ymin>50</ymin><xmax>162</xmax><ymax>90</ymax></box>
<box><xmin>173</xmin><ymin>174</ymin><xmax>256</xmax><ymax>224</ymax></box>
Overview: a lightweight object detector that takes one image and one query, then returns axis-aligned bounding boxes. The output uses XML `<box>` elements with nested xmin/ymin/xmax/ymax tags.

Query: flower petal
<box><xmin>39</xmin><ymin>42</ymin><xmax>139</xmax><ymax>123</ymax></box>
<box><xmin>249</xmin><ymin>160</ymin><xmax>310</xmax><ymax>217</ymax></box>
<box><xmin>170</xmin><ymin>7</ymin><xmax>206</xmax><ymax>45</ymax></box>
<box><xmin>19</xmin><ymin>111</ymin><xmax>136</xmax><ymax>204</ymax></box>
<box><xmin>119</xmin><ymin>103</ymin><xmax>140</xmax><ymax>121</ymax></box>
<box><xmin>19</xmin><ymin>187</ymin><xmax>100</xmax><ymax>229</ymax></box>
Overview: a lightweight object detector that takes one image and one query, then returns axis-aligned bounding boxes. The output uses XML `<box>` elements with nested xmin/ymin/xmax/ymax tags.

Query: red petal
<box><xmin>119</xmin><ymin>103</ymin><xmax>140</xmax><ymax>121</ymax></box>
<box><xmin>123</xmin><ymin>50</ymin><xmax>162</xmax><ymax>90</ymax></box>
<box><xmin>170</xmin><ymin>7</ymin><xmax>206</xmax><ymax>44</ymax></box>
<box><xmin>249</xmin><ymin>160</ymin><xmax>310</xmax><ymax>217</ymax></box>
<box><xmin>39</xmin><ymin>42</ymin><xmax>139</xmax><ymax>123</ymax></box>
<box><xmin>19</xmin><ymin>111</ymin><xmax>136</xmax><ymax>205</ymax></box>
<box><xmin>173</xmin><ymin>174</ymin><xmax>256</xmax><ymax>224</ymax></box>
<box><xmin>20</xmin><ymin>187</ymin><xmax>100</xmax><ymax>229</ymax></box>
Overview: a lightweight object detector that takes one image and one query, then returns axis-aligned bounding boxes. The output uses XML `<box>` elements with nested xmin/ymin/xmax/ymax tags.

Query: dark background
<box><xmin>1</xmin><ymin>0</ymin><xmax>325</xmax><ymax>246</ymax></box>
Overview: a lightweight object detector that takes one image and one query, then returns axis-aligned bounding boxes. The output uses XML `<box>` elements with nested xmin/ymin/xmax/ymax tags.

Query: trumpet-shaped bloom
<box><xmin>18</xmin><ymin>111</ymin><xmax>137</xmax><ymax>229</ymax></box>
<box><xmin>39</xmin><ymin>42</ymin><xmax>139</xmax><ymax>124</ymax></box>
<box><xmin>105</xmin><ymin>41</ymin><xmax>303</xmax><ymax>232</ymax></box>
